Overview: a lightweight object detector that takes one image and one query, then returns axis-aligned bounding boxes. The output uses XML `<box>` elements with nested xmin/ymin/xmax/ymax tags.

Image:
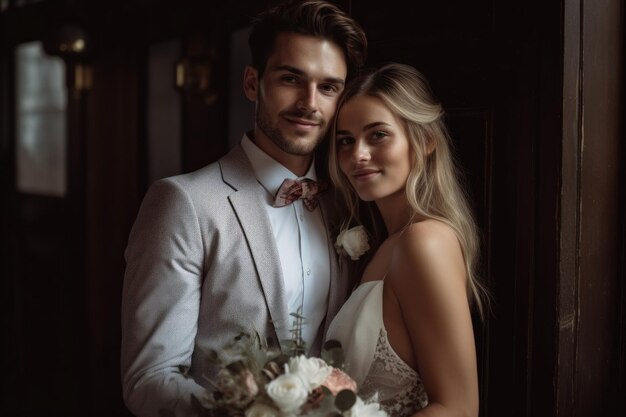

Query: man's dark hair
<box><xmin>248</xmin><ymin>0</ymin><xmax>367</xmax><ymax>79</ymax></box>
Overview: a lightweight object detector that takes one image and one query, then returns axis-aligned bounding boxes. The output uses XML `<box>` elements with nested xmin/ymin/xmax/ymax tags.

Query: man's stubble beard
<box><xmin>256</xmin><ymin>91</ymin><xmax>328</xmax><ymax>157</ymax></box>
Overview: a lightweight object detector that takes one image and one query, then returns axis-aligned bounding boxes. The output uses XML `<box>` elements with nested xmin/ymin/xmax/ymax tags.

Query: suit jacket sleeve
<box><xmin>121</xmin><ymin>178</ymin><xmax>207</xmax><ymax>417</ymax></box>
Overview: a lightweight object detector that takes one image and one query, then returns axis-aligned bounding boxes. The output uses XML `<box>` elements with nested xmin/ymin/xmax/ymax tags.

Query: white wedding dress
<box><xmin>326</xmin><ymin>280</ymin><xmax>428</xmax><ymax>417</ymax></box>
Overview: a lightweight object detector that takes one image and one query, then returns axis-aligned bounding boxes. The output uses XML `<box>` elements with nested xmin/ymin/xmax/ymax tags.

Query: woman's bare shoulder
<box><xmin>399</xmin><ymin>220</ymin><xmax>461</xmax><ymax>260</ymax></box>
<box><xmin>390</xmin><ymin>219</ymin><xmax>466</xmax><ymax>289</ymax></box>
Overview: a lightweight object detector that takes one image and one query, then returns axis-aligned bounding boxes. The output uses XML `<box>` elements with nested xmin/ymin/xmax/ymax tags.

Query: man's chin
<box><xmin>280</xmin><ymin>136</ymin><xmax>324</xmax><ymax>156</ymax></box>
<box><xmin>284</xmin><ymin>144</ymin><xmax>318</xmax><ymax>157</ymax></box>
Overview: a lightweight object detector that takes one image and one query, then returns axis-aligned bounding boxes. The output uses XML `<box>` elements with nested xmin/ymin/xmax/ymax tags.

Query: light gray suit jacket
<box><xmin>121</xmin><ymin>144</ymin><xmax>352</xmax><ymax>417</ymax></box>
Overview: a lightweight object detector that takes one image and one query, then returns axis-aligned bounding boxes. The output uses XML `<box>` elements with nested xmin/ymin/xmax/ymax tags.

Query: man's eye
<box><xmin>320</xmin><ymin>84</ymin><xmax>338</xmax><ymax>94</ymax></box>
<box><xmin>282</xmin><ymin>76</ymin><xmax>298</xmax><ymax>83</ymax></box>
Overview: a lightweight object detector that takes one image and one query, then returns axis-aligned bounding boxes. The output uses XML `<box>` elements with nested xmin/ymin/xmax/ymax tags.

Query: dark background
<box><xmin>1</xmin><ymin>0</ymin><xmax>624</xmax><ymax>416</ymax></box>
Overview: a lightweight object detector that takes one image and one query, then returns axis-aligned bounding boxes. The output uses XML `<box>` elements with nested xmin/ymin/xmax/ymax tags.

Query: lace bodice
<box><xmin>326</xmin><ymin>280</ymin><xmax>428</xmax><ymax>417</ymax></box>
<box><xmin>360</xmin><ymin>328</ymin><xmax>428</xmax><ymax>416</ymax></box>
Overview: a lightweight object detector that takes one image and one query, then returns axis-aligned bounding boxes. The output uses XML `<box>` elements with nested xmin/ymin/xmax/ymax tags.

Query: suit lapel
<box><xmin>319</xmin><ymin>192</ymin><xmax>351</xmax><ymax>335</ymax></box>
<box><xmin>219</xmin><ymin>146</ymin><xmax>290</xmax><ymax>343</ymax></box>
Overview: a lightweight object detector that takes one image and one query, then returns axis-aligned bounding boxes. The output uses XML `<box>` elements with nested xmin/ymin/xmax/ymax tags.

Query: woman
<box><xmin>326</xmin><ymin>63</ymin><xmax>487</xmax><ymax>417</ymax></box>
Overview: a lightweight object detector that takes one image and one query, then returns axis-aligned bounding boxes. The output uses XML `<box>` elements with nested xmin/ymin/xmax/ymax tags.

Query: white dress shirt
<box><xmin>241</xmin><ymin>135</ymin><xmax>330</xmax><ymax>351</ymax></box>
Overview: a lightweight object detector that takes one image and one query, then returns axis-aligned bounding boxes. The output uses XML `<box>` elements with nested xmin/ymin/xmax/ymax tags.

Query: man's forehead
<box><xmin>265</xmin><ymin>33</ymin><xmax>347</xmax><ymax>79</ymax></box>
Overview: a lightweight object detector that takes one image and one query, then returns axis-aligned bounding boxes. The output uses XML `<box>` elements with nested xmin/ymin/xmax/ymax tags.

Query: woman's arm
<box><xmin>390</xmin><ymin>220</ymin><xmax>478</xmax><ymax>417</ymax></box>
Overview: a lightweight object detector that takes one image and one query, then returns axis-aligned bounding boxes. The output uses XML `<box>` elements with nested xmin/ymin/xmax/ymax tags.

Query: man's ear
<box><xmin>243</xmin><ymin>65</ymin><xmax>259</xmax><ymax>102</ymax></box>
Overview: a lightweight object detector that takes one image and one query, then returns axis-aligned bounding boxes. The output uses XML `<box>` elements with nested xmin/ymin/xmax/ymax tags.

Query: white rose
<box><xmin>287</xmin><ymin>355</ymin><xmax>332</xmax><ymax>392</ymax></box>
<box><xmin>335</xmin><ymin>226</ymin><xmax>370</xmax><ymax>260</ymax></box>
<box><xmin>265</xmin><ymin>373</ymin><xmax>309</xmax><ymax>413</ymax></box>
<box><xmin>245</xmin><ymin>402</ymin><xmax>280</xmax><ymax>417</ymax></box>
<box><xmin>343</xmin><ymin>397</ymin><xmax>388</xmax><ymax>417</ymax></box>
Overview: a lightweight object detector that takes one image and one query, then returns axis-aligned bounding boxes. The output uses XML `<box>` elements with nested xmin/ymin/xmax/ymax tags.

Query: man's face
<box><xmin>244</xmin><ymin>32</ymin><xmax>347</xmax><ymax>164</ymax></box>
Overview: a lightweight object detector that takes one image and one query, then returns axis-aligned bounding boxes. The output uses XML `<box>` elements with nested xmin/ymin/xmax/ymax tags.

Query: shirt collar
<box><xmin>241</xmin><ymin>133</ymin><xmax>318</xmax><ymax>196</ymax></box>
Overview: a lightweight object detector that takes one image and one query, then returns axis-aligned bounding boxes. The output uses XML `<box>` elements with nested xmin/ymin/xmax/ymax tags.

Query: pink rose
<box><xmin>322</xmin><ymin>368</ymin><xmax>357</xmax><ymax>396</ymax></box>
<box><xmin>242</xmin><ymin>369</ymin><xmax>259</xmax><ymax>397</ymax></box>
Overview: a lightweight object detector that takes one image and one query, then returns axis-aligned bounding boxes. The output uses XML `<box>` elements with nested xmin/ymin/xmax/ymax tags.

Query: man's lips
<box><xmin>282</xmin><ymin>115</ymin><xmax>321</xmax><ymax>129</ymax></box>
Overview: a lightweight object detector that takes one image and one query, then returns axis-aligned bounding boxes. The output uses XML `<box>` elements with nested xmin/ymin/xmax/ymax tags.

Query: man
<box><xmin>120</xmin><ymin>1</ymin><xmax>367</xmax><ymax>415</ymax></box>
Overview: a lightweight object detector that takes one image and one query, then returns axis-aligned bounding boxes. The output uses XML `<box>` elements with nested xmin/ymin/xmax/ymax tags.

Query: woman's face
<box><xmin>336</xmin><ymin>94</ymin><xmax>413</xmax><ymax>202</ymax></box>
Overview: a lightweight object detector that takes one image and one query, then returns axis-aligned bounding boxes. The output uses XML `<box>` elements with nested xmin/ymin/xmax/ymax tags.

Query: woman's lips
<box><xmin>352</xmin><ymin>169</ymin><xmax>380</xmax><ymax>182</ymax></box>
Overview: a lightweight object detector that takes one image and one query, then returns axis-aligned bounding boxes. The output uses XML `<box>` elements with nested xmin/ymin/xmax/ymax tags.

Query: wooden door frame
<box><xmin>555</xmin><ymin>0</ymin><xmax>624</xmax><ymax>415</ymax></box>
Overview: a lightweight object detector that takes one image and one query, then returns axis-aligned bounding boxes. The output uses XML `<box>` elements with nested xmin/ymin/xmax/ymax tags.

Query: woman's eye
<box><xmin>371</xmin><ymin>130</ymin><xmax>389</xmax><ymax>140</ymax></box>
<box><xmin>336</xmin><ymin>136</ymin><xmax>353</xmax><ymax>146</ymax></box>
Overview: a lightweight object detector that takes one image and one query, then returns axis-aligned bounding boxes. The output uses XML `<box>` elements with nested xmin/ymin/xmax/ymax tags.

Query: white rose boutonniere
<box><xmin>335</xmin><ymin>225</ymin><xmax>370</xmax><ymax>260</ymax></box>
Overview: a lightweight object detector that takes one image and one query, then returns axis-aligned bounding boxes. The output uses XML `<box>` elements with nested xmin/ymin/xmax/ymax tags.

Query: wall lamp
<box><xmin>175</xmin><ymin>50</ymin><xmax>218</xmax><ymax>105</ymax></box>
<box><xmin>43</xmin><ymin>23</ymin><xmax>93</xmax><ymax>94</ymax></box>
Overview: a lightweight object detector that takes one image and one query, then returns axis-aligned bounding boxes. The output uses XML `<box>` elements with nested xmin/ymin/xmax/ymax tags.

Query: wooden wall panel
<box><xmin>84</xmin><ymin>46</ymin><xmax>143</xmax><ymax>417</ymax></box>
<box><xmin>574</xmin><ymin>0</ymin><xmax>623</xmax><ymax>414</ymax></box>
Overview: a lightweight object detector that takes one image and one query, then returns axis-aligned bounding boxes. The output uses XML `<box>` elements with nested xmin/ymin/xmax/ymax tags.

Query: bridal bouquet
<box><xmin>185</xmin><ymin>327</ymin><xmax>387</xmax><ymax>417</ymax></box>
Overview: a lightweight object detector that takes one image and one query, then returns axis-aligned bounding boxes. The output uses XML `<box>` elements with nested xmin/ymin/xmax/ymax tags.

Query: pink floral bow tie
<box><xmin>273</xmin><ymin>178</ymin><xmax>326</xmax><ymax>211</ymax></box>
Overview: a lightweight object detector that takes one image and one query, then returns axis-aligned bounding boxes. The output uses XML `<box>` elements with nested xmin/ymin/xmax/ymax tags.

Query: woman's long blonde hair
<box><xmin>329</xmin><ymin>63</ymin><xmax>488</xmax><ymax>319</ymax></box>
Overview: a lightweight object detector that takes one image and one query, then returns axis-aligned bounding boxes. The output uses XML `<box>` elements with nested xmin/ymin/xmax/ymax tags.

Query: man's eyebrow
<box><xmin>273</xmin><ymin>65</ymin><xmax>345</xmax><ymax>86</ymax></box>
<box><xmin>273</xmin><ymin>65</ymin><xmax>305</xmax><ymax>75</ymax></box>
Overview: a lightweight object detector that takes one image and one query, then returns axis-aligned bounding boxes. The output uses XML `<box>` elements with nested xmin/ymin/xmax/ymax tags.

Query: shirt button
<box><xmin>306</xmin><ymin>268</ymin><xmax>311</xmax><ymax>276</ymax></box>
<box><xmin>299</xmin><ymin>214</ymin><xmax>304</xmax><ymax>221</ymax></box>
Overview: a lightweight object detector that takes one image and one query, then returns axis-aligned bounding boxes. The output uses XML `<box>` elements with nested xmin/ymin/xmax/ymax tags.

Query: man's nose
<box><xmin>296</xmin><ymin>84</ymin><xmax>318</xmax><ymax>113</ymax></box>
